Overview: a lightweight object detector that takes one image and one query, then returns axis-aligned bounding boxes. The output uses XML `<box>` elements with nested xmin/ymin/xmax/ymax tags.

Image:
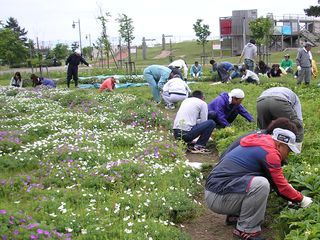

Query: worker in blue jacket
<box><xmin>210</xmin><ymin>60</ymin><xmax>234</xmax><ymax>83</ymax></box>
<box><xmin>143</xmin><ymin>65</ymin><xmax>174</xmax><ymax>104</ymax></box>
<box><xmin>207</xmin><ymin>89</ymin><xmax>254</xmax><ymax>128</ymax></box>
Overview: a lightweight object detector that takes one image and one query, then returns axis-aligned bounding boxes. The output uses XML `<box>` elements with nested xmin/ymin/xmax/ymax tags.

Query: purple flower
<box><xmin>30</xmin><ymin>234</ymin><xmax>39</xmax><ymax>239</ymax></box>
<box><xmin>0</xmin><ymin>210</ymin><xmax>7</xmax><ymax>215</ymax></box>
<box><xmin>26</xmin><ymin>223</ymin><xmax>39</xmax><ymax>229</ymax></box>
<box><xmin>2</xmin><ymin>235</ymin><xmax>8</xmax><ymax>240</ymax></box>
<box><xmin>13</xmin><ymin>230</ymin><xmax>20</xmax><ymax>235</ymax></box>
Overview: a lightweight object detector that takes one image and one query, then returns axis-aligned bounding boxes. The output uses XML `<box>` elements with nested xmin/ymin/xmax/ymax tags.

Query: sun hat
<box><xmin>304</xmin><ymin>42</ymin><xmax>312</xmax><ymax>47</ymax></box>
<box><xmin>272</xmin><ymin>128</ymin><xmax>300</xmax><ymax>154</ymax></box>
<box><xmin>284</xmin><ymin>54</ymin><xmax>290</xmax><ymax>57</ymax></box>
<box><xmin>113</xmin><ymin>75</ymin><xmax>120</xmax><ymax>84</ymax></box>
<box><xmin>229</xmin><ymin>89</ymin><xmax>245</xmax><ymax>99</ymax></box>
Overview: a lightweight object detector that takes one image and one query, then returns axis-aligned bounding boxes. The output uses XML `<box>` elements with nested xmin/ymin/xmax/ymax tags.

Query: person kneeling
<box><xmin>173</xmin><ymin>90</ymin><xmax>215</xmax><ymax>154</ymax></box>
<box><xmin>205</xmin><ymin>128</ymin><xmax>312</xmax><ymax>240</ymax></box>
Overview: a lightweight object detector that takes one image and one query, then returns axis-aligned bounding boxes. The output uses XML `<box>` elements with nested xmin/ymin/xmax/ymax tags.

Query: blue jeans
<box><xmin>143</xmin><ymin>72</ymin><xmax>161</xmax><ymax>102</ymax></box>
<box><xmin>173</xmin><ymin>120</ymin><xmax>216</xmax><ymax>146</ymax></box>
<box><xmin>244</xmin><ymin>59</ymin><xmax>254</xmax><ymax>71</ymax></box>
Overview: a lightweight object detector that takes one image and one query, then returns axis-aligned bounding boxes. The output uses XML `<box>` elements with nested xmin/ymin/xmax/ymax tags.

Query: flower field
<box><xmin>0</xmin><ymin>79</ymin><xmax>320</xmax><ymax>239</ymax></box>
<box><xmin>0</xmin><ymin>86</ymin><xmax>203</xmax><ymax>239</ymax></box>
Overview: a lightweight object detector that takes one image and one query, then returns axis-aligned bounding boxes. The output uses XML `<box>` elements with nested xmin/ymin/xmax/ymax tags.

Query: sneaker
<box><xmin>225</xmin><ymin>215</ymin><xmax>239</xmax><ymax>226</ymax></box>
<box><xmin>189</xmin><ymin>146</ymin><xmax>211</xmax><ymax>154</ymax></box>
<box><xmin>165</xmin><ymin>104</ymin><xmax>175</xmax><ymax>109</ymax></box>
<box><xmin>233</xmin><ymin>228</ymin><xmax>265</xmax><ymax>240</ymax></box>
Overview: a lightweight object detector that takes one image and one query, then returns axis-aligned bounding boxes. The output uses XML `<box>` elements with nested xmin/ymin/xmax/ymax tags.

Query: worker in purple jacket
<box><xmin>207</xmin><ymin>89</ymin><xmax>254</xmax><ymax>128</ymax></box>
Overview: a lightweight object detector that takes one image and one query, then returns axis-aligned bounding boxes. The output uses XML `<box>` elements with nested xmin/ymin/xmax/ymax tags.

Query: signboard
<box><xmin>220</xmin><ymin>18</ymin><xmax>232</xmax><ymax>36</ymax></box>
<box><xmin>212</xmin><ymin>44</ymin><xmax>221</xmax><ymax>50</ymax></box>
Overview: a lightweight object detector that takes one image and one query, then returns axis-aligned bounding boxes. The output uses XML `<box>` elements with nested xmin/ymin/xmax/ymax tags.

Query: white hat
<box><xmin>272</xmin><ymin>128</ymin><xmax>300</xmax><ymax>154</ymax></box>
<box><xmin>113</xmin><ymin>75</ymin><xmax>119</xmax><ymax>84</ymax></box>
<box><xmin>229</xmin><ymin>89</ymin><xmax>245</xmax><ymax>99</ymax></box>
<box><xmin>74</xmin><ymin>49</ymin><xmax>81</xmax><ymax>54</ymax></box>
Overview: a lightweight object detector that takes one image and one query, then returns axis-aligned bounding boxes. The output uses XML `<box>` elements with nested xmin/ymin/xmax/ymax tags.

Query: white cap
<box><xmin>272</xmin><ymin>128</ymin><xmax>300</xmax><ymax>154</ymax></box>
<box><xmin>229</xmin><ymin>89</ymin><xmax>245</xmax><ymax>99</ymax></box>
<box><xmin>113</xmin><ymin>75</ymin><xmax>119</xmax><ymax>84</ymax></box>
<box><xmin>74</xmin><ymin>49</ymin><xmax>81</xmax><ymax>54</ymax></box>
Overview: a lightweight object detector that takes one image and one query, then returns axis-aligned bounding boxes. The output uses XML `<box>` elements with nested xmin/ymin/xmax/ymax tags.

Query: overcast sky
<box><xmin>1</xmin><ymin>0</ymin><xmax>318</xmax><ymax>48</ymax></box>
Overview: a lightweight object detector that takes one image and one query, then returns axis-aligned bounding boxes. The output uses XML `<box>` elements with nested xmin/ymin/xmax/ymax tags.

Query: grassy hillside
<box><xmin>0</xmin><ymin>40</ymin><xmax>319</xmax><ymax>86</ymax></box>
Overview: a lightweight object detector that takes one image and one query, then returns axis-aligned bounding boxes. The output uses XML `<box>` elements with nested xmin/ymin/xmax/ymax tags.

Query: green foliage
<box><xmin>0</xmin><ymin>28</ymin><xmax>28</xmax><ymax>66</ymax></box>
<box><xmin>51</xmin><ymin>43</ymin><xmax>70</xmax><ymax>60</ymax></box>
<box><xmin>304</xmin><ymin>5</ymin><xmax>320</xmax><ymax>17</ymax></box>
<box><xmin>249</xmin><ymin>17</ymin><xmax>273</xmax><ymax>46</ymax></box>
<box><xmin>193</xmin><ymin>19</ymin><xmax>211</xmax><ymax>56</ymax></box>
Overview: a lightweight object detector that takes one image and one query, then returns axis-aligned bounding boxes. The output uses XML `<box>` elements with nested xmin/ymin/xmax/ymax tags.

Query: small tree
<box><xmin>249</xmin><ymin>17</ymin><xmax>273</xmax><ymax>62</ymax></box>
<box><xmin>71</xmin><ymin>42</ymin><xmax>79</xmax><ymax>52</ymax></box>
<box><xmin>97</xmin><ymin>10</ymin><xmax>113</xmax><ymax>68</ymax></box>
<box><xmin>52</xmin><ymin>43</ymin><xmax>69</xmax><ymax>60</ymax></box>
<box><xmin>193</xmin><ymin>19</ymin><xmax>211</xmax><ymax>59</ymax></box>
<box><xmin>117</xmin><ymin>13</ymin><xmax>135</xmax><ymax>74</ymax></box>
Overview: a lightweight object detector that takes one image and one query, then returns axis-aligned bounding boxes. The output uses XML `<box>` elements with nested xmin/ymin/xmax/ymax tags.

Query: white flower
<box><xmin>81</xmin><ymin>229</ymin><xmax>87</xmax><ymax>234</ymax></box>
<box><xmin>65</xmin><ymin>227</ymin><xmax>73</xmax><ymax>233</ymax></box>
<box><xmin>124</xmin><ymin>228</ymin><xmax>132</xmax><ymax>234</ymax></box>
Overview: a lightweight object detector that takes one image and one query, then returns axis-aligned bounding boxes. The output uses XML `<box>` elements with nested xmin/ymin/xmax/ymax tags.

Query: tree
<box><xmin>193</xmin><ymin>19</ymin><xmax>211</xmax><ymax>58</ymax></box>
<box><xmin>4</xmin><ymin>17</ymin><xmax>28</xmax><ymax>44</ymax></box>
<box><xmin>97</xmin><ymin>10</ymin><xmax>113</xmax><ymax>68</ymax></box>
<box><xmin>249</xmin><ymin>17</ymin><xmax>273</xmax><ymax>62</ymax></box>
<box><xmin>0</xmin><ymin>28</ymin><xmax>28</xmax><ymax>66</ymax></box>
<box><xmin>82</xmin><ymin>46</ymin><xmax>93</xmax><ymax>60</ymax></box>
<box><xmin>305</xmin><ymin>5</ymin><xmax>320</xmax><ymax>17</ymax></box>
<box><xmin>71</xmin><ymin>42</ymin><xmax>79</xmax><ymax>52</ymax></box>
<box><xmin>52</xmin><ymin>43</ymin><xmax>69</xmax><ymax>60</ymax></box>
<box><xmin>117</xmin><ymin>13</ymin><xmax>135</xmax><ymax>74</ymax></box>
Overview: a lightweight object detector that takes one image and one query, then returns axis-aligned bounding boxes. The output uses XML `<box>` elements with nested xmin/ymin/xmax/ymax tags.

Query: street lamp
<box><xmin>72</xmin><ymin>19</ymin><xmax>82</xmax><ymax>55</ymax></box>
<box><xmin>85</xmin><ymin>34</ymin><xmax>92</xmax><ymax>60</ymax></box>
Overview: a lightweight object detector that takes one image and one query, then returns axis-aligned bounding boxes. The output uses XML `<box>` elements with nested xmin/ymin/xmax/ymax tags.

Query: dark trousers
<box><xmin>173</xmin><ymin>120</ymin><xmax>216</xmax><ymax>147</ymax></box>
<box><xmin>67</xmin><ymin>66</ymin><xmax>79</xmax><ymax>87</ymax></box>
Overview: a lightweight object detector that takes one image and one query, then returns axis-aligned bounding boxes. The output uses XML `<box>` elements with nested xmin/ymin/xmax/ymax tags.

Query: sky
<box><xmin>1</xmin><ymin>0</ymin><xmax>319</xmax><ymax>48</ymax></box>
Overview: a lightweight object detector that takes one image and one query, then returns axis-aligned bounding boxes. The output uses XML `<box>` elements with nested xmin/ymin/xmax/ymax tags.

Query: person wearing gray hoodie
<box><xmin>239</xmin><ymin>39</ymin><xmax>257</xmax><ymax>71</ymax></box>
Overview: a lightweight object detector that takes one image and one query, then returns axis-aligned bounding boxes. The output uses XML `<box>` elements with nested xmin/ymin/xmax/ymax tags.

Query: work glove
<box><xmin>88</xmin><ymin>64</ymin><xmax>93</xmax><ymax>68</ymax></box>
<box><xmin>297</xmin><ymin>66</ymin><xmax>301</xmax><ymax>71</ymax></box>
<box><xmin>300</xmin><ymin>196</ymin><xmax>313</xmax><ymax>208</ymax></box>
<box><xmin>64</xmin><ymin>65</ymin><xmax>68</xmax><ymax>69</ymax></box>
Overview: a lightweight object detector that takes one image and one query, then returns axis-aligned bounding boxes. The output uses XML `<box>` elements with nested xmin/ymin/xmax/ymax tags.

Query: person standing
<box><xmin>239</xmin><ymin>39</ymin><xmax>257</xmax><ymax>71</ymax></box>
<box><xmin>205</xmin><ymin>128</ymin><xmax>312</xmax><ymax>240</ymax></box>
<box><xmin>65</xmin><ymin>49</ymin><xmax>91</xmax><ymax>88</ymax></box>
<box><xmin>173</xmin><ymin>90</ymin><xmax>215</xmax><ymax>154</ymax></box>
<box><xmin>296</xmin><ymin>42</ymin><xmax>312</xmax><ymax>85</ymax></box>
<box><xmin>162</xmin><ymin>76</ymin><xmax>191</xmax><ymax>109</ymax></box>
<box><xmin>256</xmin><ymin>86</ymin><xmax>304</xmax><ymax>150</ymax></box>
<box><xmin>143</xmin><ymin>65</ymin><xmax>173</xmax><ymax>104</ymax></box>
<box><xmin>190</xmin><ymin>61</ymin><xmax>203</xmax><ymax>80</ymax></box>
<box><xmin>168</xmin><ymin>59</ymin><xmax>188</xmax><ymax>80</ymax></box>
<box><xmin>10</xmin><ymin>72</ymin><xmax>23</xmax><ymax>88</ymax></box>
<box><xmin>208</xmin><ymin>89</ymin><xmax>254</xmax><ymax>128</ymax></box>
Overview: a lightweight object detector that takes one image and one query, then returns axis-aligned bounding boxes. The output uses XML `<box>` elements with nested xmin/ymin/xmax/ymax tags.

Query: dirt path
<box><xmin>164</xmin><ymin>109</ymin><xmax>275</xmax><ymax>240</ymax></box>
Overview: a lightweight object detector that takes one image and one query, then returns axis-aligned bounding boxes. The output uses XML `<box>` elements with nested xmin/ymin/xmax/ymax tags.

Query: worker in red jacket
<box><xmin>99</xmin><ymin>76</ymin><xmax>119</xmax><ymax>93</ymax></box>
<box><xmin>205</xmin><ymin>128</ymin><xmax>312</xmax><ymax>240</ymax></box>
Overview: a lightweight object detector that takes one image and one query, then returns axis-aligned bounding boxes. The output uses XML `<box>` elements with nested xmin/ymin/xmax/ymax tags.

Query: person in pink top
<box><xmin>99</xmin><ymin>76</ymin><xmax>119</xmax><ymax>93</ymax></box>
